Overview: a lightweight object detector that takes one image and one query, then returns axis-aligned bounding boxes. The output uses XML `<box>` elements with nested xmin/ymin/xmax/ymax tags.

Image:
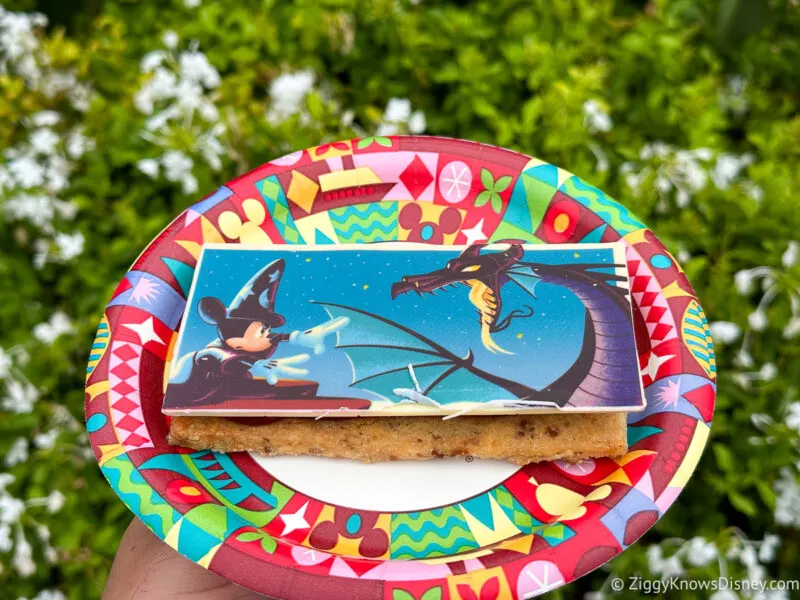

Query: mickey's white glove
<box><xmin>289</xmin><ymin>316</ymin><xmax>350</xmax><ymax>355</ymax></box>
<box><xmin>251</xmin><ymin>354</ymin><xmax>310</xmax><ymax>384</ymax></box>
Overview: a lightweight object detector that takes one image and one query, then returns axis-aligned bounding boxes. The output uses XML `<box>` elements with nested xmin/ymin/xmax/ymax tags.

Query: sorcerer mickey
<box><xmin>166</xmin><ymin>258</ymin><xmax>348</xmax><ymax>406</ymax></box>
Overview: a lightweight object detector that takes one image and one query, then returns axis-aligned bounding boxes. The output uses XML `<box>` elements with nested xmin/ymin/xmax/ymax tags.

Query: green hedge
<box><xmin>1</xmin><ymin>0</ymin><xmax>798</xmax><ymax>598</ymax></box>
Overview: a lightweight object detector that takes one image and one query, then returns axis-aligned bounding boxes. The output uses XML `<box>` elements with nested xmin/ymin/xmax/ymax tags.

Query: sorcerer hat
<box><xmin>198</xmin><ymin>258</ymin><xmax>286</xmax><ymax>329</ymax></box>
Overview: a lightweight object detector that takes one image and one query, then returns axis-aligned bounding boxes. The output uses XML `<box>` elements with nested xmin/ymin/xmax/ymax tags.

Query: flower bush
<box><xmin>1</xmin><ymin>0</ymin><xmax>799</xmax><ymax>598</ymax></box>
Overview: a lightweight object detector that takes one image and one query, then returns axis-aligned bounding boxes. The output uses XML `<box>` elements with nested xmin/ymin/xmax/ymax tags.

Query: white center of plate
<box><xmin>252</xmin><ymin>454</ymin><xmax>520</xmax><ymax>512</ymax></box>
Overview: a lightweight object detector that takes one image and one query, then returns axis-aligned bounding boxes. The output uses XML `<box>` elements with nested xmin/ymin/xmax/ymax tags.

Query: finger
<box><xmin>279</xmin><ymin>366</ymin><xmax>309</xmax><ymax>377</ymax></box>
<box><xmin>314</xmin><ymin>343</ymin><xmax>325</xmax><ymax>355</ymax></box>
<box><xmin>278</xmin><ymin>353</ymin><xmax>310</xmax><ymax>365</ymax></box>
<box><xmin>266</xmin><ymin>372</ymin><xmax>278</xmax><ymax>385</ymax></box>
<box><xmin>319</xmin><ymin>316</ymin><xmax>350</xmax><ymax>333</ymax></box>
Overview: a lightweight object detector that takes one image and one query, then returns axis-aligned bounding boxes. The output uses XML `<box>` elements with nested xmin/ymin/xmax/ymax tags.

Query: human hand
<box><xmin>250</xmin><ymin>353</ymin><xmax>310</xmax><ymax>384</ymax></box>
<box><xmin>103</xmin><ymin>518</ymin><xmax>267</xmax><ymax>600</ymax></box>
<box><xmin>289</xmin><ymin>316</ymin><xmax>350</xmax><ymax>355</ymax></box>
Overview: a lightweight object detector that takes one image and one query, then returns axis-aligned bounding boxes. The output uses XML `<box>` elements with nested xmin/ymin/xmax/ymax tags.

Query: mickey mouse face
<box><xmin>399</xmin><ymin>203</ymin><xmax>462</xmax><ymax>244</ymax></box>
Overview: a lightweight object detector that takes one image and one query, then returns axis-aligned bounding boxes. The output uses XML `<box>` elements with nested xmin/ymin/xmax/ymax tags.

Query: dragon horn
<box><xmin>458</xmin><ymin>243</ymin><xmax>486</xmax><ymax>258</ymax></box>
<box><xmin>493</xmin><ymin>238</ymin><xmax>525</xmax><ymax>261</ymax></box>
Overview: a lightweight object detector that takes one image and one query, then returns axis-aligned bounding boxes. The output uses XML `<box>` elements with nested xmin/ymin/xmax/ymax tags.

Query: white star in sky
<box><xmin>642</xmin><ymin>351</ymin><xmax>675</xmax><ymax>381</ymax></box>
<box><xmin>124</xmin><ymin>317</ymin><xmax>164</xmax><ymax>346</ymax></box>
<box><xmin>461</xmin><ymin>218</ymin><xmax>487</xmax><ymax>245</ymax></box>
<box><xmin>279</xmin><ymin>501</ymin><xmax>310</xmax><ymax>536</ymax></box>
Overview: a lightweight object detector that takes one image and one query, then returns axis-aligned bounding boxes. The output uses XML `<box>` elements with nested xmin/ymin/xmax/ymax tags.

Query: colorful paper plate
<box><xmin>85</xmin><ymin>136</ymin><xmax>716</xmax><ymax>599</ymax></box>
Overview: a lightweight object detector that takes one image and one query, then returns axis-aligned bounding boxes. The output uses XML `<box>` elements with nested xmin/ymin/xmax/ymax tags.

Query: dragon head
<box><xmin>390</xmin><ymin>242</ymin><xmax>524</xmax><ymax>298</ymax></box>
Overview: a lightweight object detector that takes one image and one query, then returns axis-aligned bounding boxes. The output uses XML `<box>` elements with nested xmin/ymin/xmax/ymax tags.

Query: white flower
<box><xmin>162</xmin><ymin>30</ymin><xmax>179</xmax><ymax>50</ymax></box>
<box><xmin>655</xmin><ymin>175</ymin><xmax>672</xmax><ymax>194</ymax></box>
<box><xmin>7</xmin><ymin>154</ymin><xmax>46</xmax><ymax>188</ymax></box>
<box><xmin>268</xmin><ymin>69</ymin><xmax>314</xmax><ymax>123</ymax></box>
<box><xmin>759</xmin><ymin>362</ymin><xmax>777</xmax><ymax>381</ymax></box>
<box><xmin>384</xmin><ymin>97</ymin><xmax>411</xmax><ymax>123</ymax></box>
<box><xmin>710</xmin><ymin>321</ymin><xmax>741</xmax><ymax>344</ymax></box>
<box><xmin>734</xmin><ymin>349</ymin><xmax>754</xmax><ymax>368</ymax></box>
<box><xmin>66</xmin><ymin>130</ymin><xmax>93</xmax><ymax>159</ymax></box>
<box><xmin>33</xmin><ymin>311</ymin><xmax>74</xmax><ymax>344</ymax></box>
<box><xmin>0</xmin><ymin>474</ymin><xmax>14</xmax><ymax>492</ymax></box>
<box><xmin>183</xmin><ymin>0</ymin><xmax>201</xmax><ymax>7</ymax></box>
<box><xmin>4</xmin><ymin>194</ymin><xmax>55</xmax><ymax>228</ymax></box>
<box><xmin>12</xmin><ymin>526</ymin><xmax>35</xmax><ymax>577</ymax></box>
<box><xmin>0</xmin><ymin>522</ymin><xmax>12</xmax><ymax>552</ymax></box>
<box><xmin>786</xmin><ymin>403</ymin><xmax>800</xmax><ymax>435</ymax></box>
<box><xmin>685</xmin><ymin>537</ymin><xmax>717</xmax><ymax>567</ymax></box>
<box><xmin>179</xmin><ymin>51</ymin><xmax>220</xmax><ymax>88</ymax></box>
<box><xmin>782</xmin><ymin>241</ymin><xmax>799</xmax><ymax>268</ymax></box>
<box><xmin>748</xmin><ymin>309</ymin><xmax>768</xmax><ymax>331</ymax></box>
<box><xmin>709</xmin><ymin>591</ymin><xmax>738</xmax><ymax>600</ymax></box>
<box><xmin>745</xmin><ymin>181</ymin><xmax>765</xmax><ymax>202</ymax></box>
<box><xmin>0</xmin><ymin>348</ymin><xmax>11</xmax><ymax>379</ymax></box>
<box><xmin>408</xmin><ymin>110</ymin><xmax>426</xmax><ymax>134</ymax></box>
<box><xmin>751</xmin><ymin>412</ymin><xmax>774</xmax><ymax>429</ymax></box>
<box><xmin>33</xmin><ymin>591</ymin><xmax>66</xmax><ymax>600</ymax></box>
<box><xmin>29</xmin><ymin>128</ymin><xmax>59</xmax><ymax>155</ymax></box>
<box><xmin>711</xmin><ymin>153</ymin><xmax>749</xmax><ymax>190</ymax></box>
<box><xmin>661</xmin><ymin>555</ymin><xmax>684</xmax><ymax>578</ymax></box>
<box><xmin>45</xmin><ymin>490</ymin><xmax>65</xmax><ymax>514</ymax></box>
<box><xmin>647</xmin><ymin>544</ymin><xmax>664</xmax><ymax>573</ymax></box>
<box><xmin>0</xmin><ymin>495</ymin><xmax>25</xmax><ymax>524</ymax></box>
<box><xmin>675</xmin><ymin>188</ymin><xmax>690</xmax><ymax>208</ymax></box>
<box><xmin>582</xmin><ymin>99</ymin><xmax>613</xmax><ymax>133</ymax></box>
<box><xmin>137</xmin><ymin>158</ymin><xmax>160</xmax><ymax>178</ymax></box>
<box><xmin>2</xmin><ymin>381</ymin><xmax>38</xmax><ymax>414</ymax></box>
<box><xmin>784</xmin><ymin>317</ymin><xmax>800</xmax><ymax>339</ymax></box>
<box><xmin>759</xmin><ymin>534</ymin><xmax>780</xmax><ymax>563</ymax></box>
<box><xmin>54</xmin><ymin>231</ymin><xmax>84</xmax><ymax>260</ymax></box>
<box><xmin>30</xmin><ymin>111</ymin><xmax>60</xmax><ymax>127</ymax></box>
<box><xmin>34</xmin><ymin>429</ymin><xmax>59</xmax><ymax>450</ymax></box>
<box><xmin>774</xmin><ymin>468</ymin><xmax>800</xmax><ymax>527</ymax></box>
<box><xmin>740</xmin><ymin>545</ymin><xmax>765</xmax><ymax>581</ymax></box>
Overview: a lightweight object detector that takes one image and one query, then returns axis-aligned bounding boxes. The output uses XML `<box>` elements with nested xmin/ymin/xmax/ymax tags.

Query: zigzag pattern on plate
<box><xmin>329</xmin><ymin>202</ymin><xmax>398</xmax><ymax>243</ymax></box>
<box><xmin>102</xmin><ymin>454</ymin><xmax>179</xmax><ymax>538</ymax></box>
<box><xmin>561</xmin><ymin>177</ymin><xmax>645</xmax><ymax>234</ymax></box>
<box><xmin>391</xmin><ymin>506</ymin><xmax>479</xmax><ymax>559</ymax></box>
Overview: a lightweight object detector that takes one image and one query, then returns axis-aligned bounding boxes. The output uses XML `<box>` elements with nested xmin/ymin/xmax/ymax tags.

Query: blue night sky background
<box><xmin>176</xmin><ymin>245</ymin><xmax>619</xmax><ymax>403</ymax></box>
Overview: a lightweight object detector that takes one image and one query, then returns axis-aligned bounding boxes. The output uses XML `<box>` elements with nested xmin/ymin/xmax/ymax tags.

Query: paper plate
<box><xmin>85</xmin><ymin>136</ymin><xmax>716</xmax><ymax>599</ymax></box>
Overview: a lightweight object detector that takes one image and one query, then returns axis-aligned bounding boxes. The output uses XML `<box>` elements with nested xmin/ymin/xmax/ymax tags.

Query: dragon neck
<box><xmin>466</xmin><ymin>280</ymin><xmax>512</xmax><ymax>355</ymax></box>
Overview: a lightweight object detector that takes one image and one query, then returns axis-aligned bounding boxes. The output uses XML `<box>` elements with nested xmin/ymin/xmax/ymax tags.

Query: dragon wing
<box><xmin>313</xmin><ymin>301</ymin><xmax>512</xmax><ymax>404</ymax></box>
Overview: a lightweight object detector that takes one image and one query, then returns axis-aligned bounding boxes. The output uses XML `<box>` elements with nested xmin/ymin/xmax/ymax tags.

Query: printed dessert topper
<box><xmin>162</xmin><ymin>242</ymin><xmax>646</xmax><ymax>417</ymax></box>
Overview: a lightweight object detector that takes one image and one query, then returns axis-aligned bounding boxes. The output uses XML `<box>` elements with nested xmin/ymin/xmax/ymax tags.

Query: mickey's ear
<box><xmin>198</xmin><ymin>297</ymin><xmax>226</xmax><ymax>325</ymax></box>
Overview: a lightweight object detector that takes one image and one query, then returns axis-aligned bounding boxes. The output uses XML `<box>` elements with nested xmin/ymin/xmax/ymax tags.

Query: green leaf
<box><xmin>480</xmin><ymin>168</ymin><xmax>495</xmax><ymax>190</ymax></box>
<box><xmin>235</xmin><ymin>531</ymin><xmax>263</xmax><ymax>542</ymax></box>
<box><xmin>475</xmin><ymin>190</ymin><xmax>492</xmax><ymax>207</ymax></box>
<box><xmin>393</xmin><ymin>591</ymin><xmax>416</xmax><ymax>600</ymax></box>
<box><xmin>259</xmin><ymin>535</ymin><xmax>277</xmax><ymax>554</ymax></box>
<box><xmin>376</xmin><ymin>136</ymin><xmax>392</xmax><ymax>147</ymax></box>
<box><xmin>755</xmin><ymin>480</ymin><xmax>776</xmax><ymax>509</ymax></box>
<box><xmin>490</xmin><ymin>193</ymin><xmax>503</xmax><ymax>213</ymax></box>
<box><xmin>713</xmin><ymin>443</ymin><xmax>734</xmax><ymax>473</ymax></box>
<box><xmin>184</xmin><ymin>504</ymin><xmax>228</xmax><ymax>539</ymax></box>
<box><xmin>421</xmin><ymin>588</ymin><xmax>443</xmax><ymax>600</ymax></box>
<box><xmin>728</xmin><ymin>491</ymin><xmax>758</xmax><ymax>517</ymax></box>
<box><xmin>356</xmin><ymin>137</ymin><xmax>373</xmax><ymax>149</ymax></box>
<box><xmin>493</xmin><ymin>175</ymin><xmax>513</xmax><ymax>193</ymax></box>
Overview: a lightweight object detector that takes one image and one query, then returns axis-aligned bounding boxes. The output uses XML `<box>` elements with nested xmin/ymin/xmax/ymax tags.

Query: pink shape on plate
<box><xmin>554</xmin><ymin>459</ymin><xmax>596</xmax><ymax>476</ymax></box>
<box><xmin>517</xmin><ymin>560</ymin><xmax>566</xmax><ymax>598</ymax></box>
<box><xmin>439</xmin><ymin>160</ymin><xmax>472</xmax><ymax>203</ymax></box>
<box><xmin>270</xmin><ymin>150</ymin><xmax>303</xmax><ymax>166</ymax></box>
<box><xmin>634</xmin><ymin>470</ymin><xmax>656</xmax><ymax>501</ymax></box>
<box><xmin>655</xmin><ymin>486</ymin><xmax>682</xmax><ymax>513</ymax></box>
<box><xmin>360</xmin><ymin>559</ymin><xmax>452</xmax><ymax>581</ymax></box>
<box><xmin>290</xmin><ymin>545</ymin><xmax>333</xmax><ymax>566</ymax></box>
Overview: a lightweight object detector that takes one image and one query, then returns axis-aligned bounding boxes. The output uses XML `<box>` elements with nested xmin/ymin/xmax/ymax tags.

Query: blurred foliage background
<box><xmin>0</xmin><ymin>0</ymin><xmax>798</xmax><ymax>598</ymax></box>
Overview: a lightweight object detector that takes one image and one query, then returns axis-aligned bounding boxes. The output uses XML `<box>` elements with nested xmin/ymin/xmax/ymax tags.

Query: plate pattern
<box><xmin>85</xmin><ymin>136</ymin><xmax>715</xmax><ymax>599</ymax></box>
